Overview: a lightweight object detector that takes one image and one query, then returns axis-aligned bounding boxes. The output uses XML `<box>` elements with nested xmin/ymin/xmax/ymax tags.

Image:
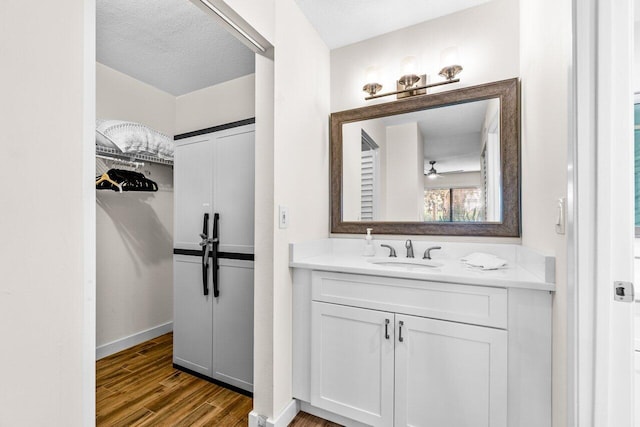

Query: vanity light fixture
<box><xmin>363</xmin><ymin>54</ymin><xmax>462</xmax><ymax>101</ymax></box>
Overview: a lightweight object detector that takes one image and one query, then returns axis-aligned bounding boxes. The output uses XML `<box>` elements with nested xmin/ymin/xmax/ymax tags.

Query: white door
<box><xmin>310</xmin><ymin>302</ymin><xmax>394</xmax><ymax>427</ymax></box>
<box><xmin>394</xmin><ymin>314</ymin><xmax>507</xmax><ymax>427</ymax></box>
<box><xmin>173</xmin><ymin>254</ymin><xmax>213</xmax><ymax>376</ymax></box>
<box><xmin>590</xmin><ymin>0</ymin><xmax>636</xmax><ymax>425</ymax></box>
<box><xmin>174</xmin><ymin>135</ymin><xmax>214</xmax><ymax>250</ymax></box>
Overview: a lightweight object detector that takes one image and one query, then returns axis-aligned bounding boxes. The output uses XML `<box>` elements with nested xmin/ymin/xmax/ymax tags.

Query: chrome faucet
<box><xmin>405</xmin><ymin>240</ymin><xmax>414</xmax><ymax>258</ymax></box>
<box><xmin>423</xmin><ymin>246</ymin><xmax>442</xmax><ymax>260</ymax></box>
<box><xmin>380</xmin><ymin>244</ymin><xmax>397</xmax><ymax>257</ymax></box>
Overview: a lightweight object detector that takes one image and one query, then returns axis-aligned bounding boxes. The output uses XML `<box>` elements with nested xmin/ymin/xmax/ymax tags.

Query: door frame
<box><xmin>84</xmin><ymin>1</ymin><xmax>274</xmax><ymax>424</ymax></box>
<box><xmin>568</xmin><ymin>0</ymin><xmax>636</xmax><ymax>425</ymax></box>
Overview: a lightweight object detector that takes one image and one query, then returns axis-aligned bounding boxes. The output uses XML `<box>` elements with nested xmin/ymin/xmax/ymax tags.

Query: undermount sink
<box><xmin>367</xmin><ymin>258</ymin><xmax>443</xmax><ymax>269</ymax></box>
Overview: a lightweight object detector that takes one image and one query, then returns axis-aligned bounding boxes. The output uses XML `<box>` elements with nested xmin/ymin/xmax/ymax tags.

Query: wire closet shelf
<box><xmin>96</xmin><ymin>145</ymin><xmax>174</xmax><ymax>167</ymax></box>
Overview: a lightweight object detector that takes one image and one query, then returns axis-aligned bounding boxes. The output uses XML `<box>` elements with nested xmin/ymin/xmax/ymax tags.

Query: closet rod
<box><xmin>96</xmin><ymin>154</ymin><xmax>144</xmax><ymax>168</ymax></box>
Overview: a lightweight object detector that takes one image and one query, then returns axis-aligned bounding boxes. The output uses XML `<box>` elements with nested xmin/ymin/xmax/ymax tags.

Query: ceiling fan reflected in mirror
<box><xmin>424</xmin><ymin>160</ymin><xmax>464</xmax><ymax>179</ymax></box>
<box><xmin>425</xmin><ymin>160</ymin><xmax>439</xmax><ymax>179</ymax></box>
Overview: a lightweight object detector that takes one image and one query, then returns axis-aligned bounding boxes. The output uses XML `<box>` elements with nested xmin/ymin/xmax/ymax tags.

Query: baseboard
<box><xmin>96</xmin><ymin>321</ymin><xmax>173</xmax><ymax>360</ymax></box>
<box><xmin>299</xmin><ymin>401</ymin><xmax>369</xmax><ymax>427</ymax></box>
<box><xmin>248</xmin><ymin>399</ymin><xmax>299</xmax><ymax>427</ymax></box>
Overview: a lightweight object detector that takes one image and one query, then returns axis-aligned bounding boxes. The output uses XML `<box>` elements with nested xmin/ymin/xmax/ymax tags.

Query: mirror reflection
<box><xmin>342</xmin><ymin>98</ymin><xmax>502</xmax><ymax>223</ymax></box>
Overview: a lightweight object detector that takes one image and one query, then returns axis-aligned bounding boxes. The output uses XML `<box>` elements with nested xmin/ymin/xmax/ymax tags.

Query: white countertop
<box><xmin>289</xmin><ymin>239</ymin><xmax>556</xmax><ymax>292</ymax></box>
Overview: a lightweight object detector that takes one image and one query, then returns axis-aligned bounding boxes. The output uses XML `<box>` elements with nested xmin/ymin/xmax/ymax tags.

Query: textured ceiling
<box><xmin>97</xmin><ymin>0</ymin><xmax>255</xmax><ymax>96</ymax></box>
<box><xmin>294</xmin><ymin>0</ymin><xmax>493</xmax><ymax>49</ymax></box>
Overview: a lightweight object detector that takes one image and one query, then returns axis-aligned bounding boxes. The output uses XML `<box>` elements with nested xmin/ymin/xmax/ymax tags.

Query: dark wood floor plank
<box><xmin>96</xmin><ymin>332</ymin><xmax>336</xmax><ymax>427</ymax></box>
<box><xmin>151</xmin><ymin>332</ymin><xmax>174</xmax><ymax>344</ymax></box>
<box><xmin>142</xmin><ymin>375</ymin><xmax>210</xmax><ymax>413</ymax></box>
<box><xmin>96</xmin><ymin>386</ymin><xmax>115</xmax><ymax>405</ymax></box>
<box><xmin>111</xmin><ymin>408</ymin><xmax>155</xmax><ymax>427</ymax></box>
<box><xmin>289</xmin><ymin>412</ymin><xmax>343</xmax><ymax>427</ymax></box>
<box><xmin>170</xmin><ymin>402</ymin><xmax>222</xmax><ymax>427</ymax></box>
<box><xmin>101</xmin><ymin>359</ymin><xmax>174</xmax><ymax>392</ymax></box>
<box><xmin>96</xmin><ymin>385</ymin><xmax>166</xmax><ymax>425</ymax></box>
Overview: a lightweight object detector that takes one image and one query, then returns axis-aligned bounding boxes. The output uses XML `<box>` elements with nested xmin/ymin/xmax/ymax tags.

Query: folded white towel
<box><xmin>96</xmin><ymin>119</ymin><xmax>174</xmax><ymax>159</ymax></box>
<box><xmin>460</xmin><ymin>252</ymin><xmax>508</xmax><ymax>270</ymax></box>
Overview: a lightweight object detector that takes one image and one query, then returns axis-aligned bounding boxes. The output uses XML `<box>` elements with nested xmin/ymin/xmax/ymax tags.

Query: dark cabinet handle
<box><xmin>201</xmin><ymin>213</ymin><xmax>210</xmax><ymax>296</ymax></box>
<box><xmin>385</xmin><ymin>319</ymin><xmax>390</xmax><ymax>339</ymax></box>
<box><xmin>398</xmin><ymin>320</ymin><xmax>404</xmax><ymax>342</ymax></box>
<box><xmin>212</xmin><ymin>213</ymin><xmax>220</xmax><ymax>298</ymax></box>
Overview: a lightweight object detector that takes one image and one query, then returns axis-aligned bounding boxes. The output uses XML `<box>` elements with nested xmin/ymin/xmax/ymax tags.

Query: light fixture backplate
<box><xmin>396</xmin><ymin>74</ymin><xmax>428</xmax><ymax>99</ymax></box>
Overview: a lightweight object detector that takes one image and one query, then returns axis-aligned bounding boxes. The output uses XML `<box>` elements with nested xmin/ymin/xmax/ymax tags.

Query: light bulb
<box><xmin>365</xmin><ymin>66</ymin><xmax>379</xmax><ymax>83</ymax></box>
<box><xmin>440</xmin><ymin>46</ymin><xmax>460</xmax><ymax>67</ymax></box>
<box><xmin>400</xmin><ymin>56</ymin><xmax>418</xmax><ymax>76</ymax></box>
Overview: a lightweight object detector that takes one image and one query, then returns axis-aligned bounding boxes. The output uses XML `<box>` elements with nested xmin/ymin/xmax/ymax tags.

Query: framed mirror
<box><xmin>330</xmin><ymin>78</ymin><xmax>519</xmax><ymax>237</ymax></box>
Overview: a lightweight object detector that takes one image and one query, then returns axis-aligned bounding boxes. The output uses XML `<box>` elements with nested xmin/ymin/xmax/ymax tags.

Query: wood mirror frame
<box><xmin>330</xmin><ymin>78</ymin><xmax>520</xmax><ymax>237</ymax></box>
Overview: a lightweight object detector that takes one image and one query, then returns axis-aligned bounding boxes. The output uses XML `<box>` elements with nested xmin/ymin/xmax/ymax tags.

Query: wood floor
<box><xmin>96</xmin><ymin>333</ymin><xmax>341</xmax><ymax>426</ymax></box>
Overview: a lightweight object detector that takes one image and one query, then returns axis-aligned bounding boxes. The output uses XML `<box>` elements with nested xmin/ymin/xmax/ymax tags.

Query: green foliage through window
<box><xmin>424</xmin><ymin>187</ymin><xmax>485</xmax><ymax>222</ymax></box>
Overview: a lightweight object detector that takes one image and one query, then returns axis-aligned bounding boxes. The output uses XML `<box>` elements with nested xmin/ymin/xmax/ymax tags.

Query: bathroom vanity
<box><xmin>291</xmin><ymin>239</ymin><xmax>554</xmax><ymax>427</ymax></box>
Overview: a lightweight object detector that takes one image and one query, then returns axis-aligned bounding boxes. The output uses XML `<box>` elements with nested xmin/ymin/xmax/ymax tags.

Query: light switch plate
<box><xmin>279</xmin><ymin>205</ymin><xmax>289</xmax><ymax>229</ymax></box>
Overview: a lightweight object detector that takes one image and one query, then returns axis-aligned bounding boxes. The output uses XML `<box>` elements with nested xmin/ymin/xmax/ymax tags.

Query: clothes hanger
<box><xmin>109</xmin><ymin>169</ymin><xmax>158</xmax><ymax>192</ymax></box>
<box><xmin>95</xmin><ymin>171</ymin><xmax>123</xmax><ymax>193</ymax></box>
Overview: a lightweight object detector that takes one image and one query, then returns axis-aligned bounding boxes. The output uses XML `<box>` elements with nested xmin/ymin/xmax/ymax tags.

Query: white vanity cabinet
<box><xmin>311</xmin><ymin>302</ymin><xmax>507</xmax><ymax>427</ymax></box>
<box><xmin>293</xmin><ymin>269</ymin><xmax>552</xmax><ymax>427</ymax></box>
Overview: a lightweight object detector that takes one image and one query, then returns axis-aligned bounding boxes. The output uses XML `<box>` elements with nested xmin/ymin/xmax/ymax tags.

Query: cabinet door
<box><xmin>213</xmin><ymin>126</ymin><xmax>255</xmax><ymax>254</ymax></box>
<box><xmin>311</xmin><ymin>302</ymin><xmax>394</xmax><ymax>427</ymax></box>
<box><xmin>211</xmin><ymin>259</ymin><xmax>254</xmax><ymax>392</ymax></box>
<box><xmin>394</xmin><ymin>314</ymin><xmax>507</xmax><ymax>427</ymax></box>
<box><xmin>173</xmin><ymin>255</ymin><xmax>213</xmax><ymax>376</ymax></box>
<box><xmin>174</xmin><ymin>135</ymin><xmax>214</xmax><ymax>250</ymax></box>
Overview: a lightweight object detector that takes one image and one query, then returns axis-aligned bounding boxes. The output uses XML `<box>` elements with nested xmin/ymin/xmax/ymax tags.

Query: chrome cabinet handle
<box><xmin>398</xmin><ymin>320</ymin><xmax>404</xmax><ymax>342</ymax></box>
<box><xmin>385</xmin><ymin>319</ymin><xmax>390</xmax><ymax>339</ymax></box>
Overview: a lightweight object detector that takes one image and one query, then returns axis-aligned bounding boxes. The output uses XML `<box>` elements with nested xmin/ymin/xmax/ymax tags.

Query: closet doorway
<box><xmin>94</xmin><ymin>0</ymin><xmax>256</xmax><ymax>424</ymax></box>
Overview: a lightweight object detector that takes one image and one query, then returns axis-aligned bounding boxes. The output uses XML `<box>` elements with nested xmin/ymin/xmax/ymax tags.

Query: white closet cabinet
<box><xmin>311</xmin><ymin>301</ymin><xmax>507</xmax><ymax>427</ymax></box>
<box><xmin>173</xmin><ymin>122</ymin><xmax>255</xmax><ymax>393</ymax></box>
<box><xmin>173</xmin><ymin>255</ymin><xmax>214</xmax><ymax>376</ymax></box>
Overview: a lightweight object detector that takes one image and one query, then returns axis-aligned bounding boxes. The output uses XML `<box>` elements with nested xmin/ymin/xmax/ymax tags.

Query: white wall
<box><xmin>95</xmin><ymin>63</ymin><xmax>175</xmax><ymax>352</ymax></box>
<box><xmin>271</xmin><ymin>0</ymin><xmax>330</xmax><ymax>416</ymax></box>
<box><xmin>0</xmin><ymin>1</ymin><xmax>94</xmax><ymax>425</ymax></box>
<box><xmin>97</xmin><ymin>63</ymin><xmax>175</xmax><ymax>135</ymax></box>
<box><xmin>175</xmin><ymin>73</ymin><xmax>255</xmax><ymax>135</ymax></box>
<box><xmin>330</xmin><ymin>0</ymin><xmax>519</xmax><ymax>112</ymax></box>
<box><xmin>520</xmin><ymin>0</ymin><xmax>571</xmax><ymax>426</ymax></box>
<box><xmin>342</xmin><ymin>123</ymin><xmax>362</xmax><ymax>220</ymax></box>
<box><xmin>386</xmin><ymin>122</ymin><xmax>424</xmax><ymax>221</ymax></box>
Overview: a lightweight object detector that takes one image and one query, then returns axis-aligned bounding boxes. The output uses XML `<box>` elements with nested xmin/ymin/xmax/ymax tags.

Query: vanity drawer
<box><xmin>311</xmin><ymin>271</ymin><xmax>507</xmax><ymax>329</ymax></box>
